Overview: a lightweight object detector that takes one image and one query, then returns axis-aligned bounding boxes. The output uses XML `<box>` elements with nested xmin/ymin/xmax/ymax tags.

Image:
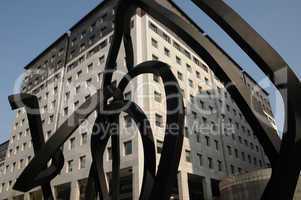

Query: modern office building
<box><xmin>0</xmin><ymin>0</ymin><xmax>277</xmax><ymax>199</ymax></box>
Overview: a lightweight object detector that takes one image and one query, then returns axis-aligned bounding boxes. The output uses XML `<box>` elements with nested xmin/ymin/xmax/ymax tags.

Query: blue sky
<box><xmin>0</xmin><ymin>0</ymin><xmax>300</xmax><ymax>143</ymax></box>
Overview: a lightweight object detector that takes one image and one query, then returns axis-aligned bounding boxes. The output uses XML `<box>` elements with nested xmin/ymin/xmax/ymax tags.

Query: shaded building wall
<box><xmin>220</xmin><ymin>168</ymin><xmax>301</xmax><ymax>200</ymax></box>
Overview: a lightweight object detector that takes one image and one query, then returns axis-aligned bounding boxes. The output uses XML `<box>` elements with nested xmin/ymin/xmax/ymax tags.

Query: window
<box><xmin>227</xmin><ymin>145</ymin><xmax>232</xmax><ymax>155</ymax></box>
<box><xmin>164</xmin><ymin>48</ymin><xmax>170</xmax><ymax>57</ymax></box>
<box><xmin>53</xmin><ymin>86</ymin><xmax>58</xmax><ymax>94</ymax></box>
<box><xmin>49</xmin><ymin>115</ymin><xmax>54</xmax><ymax>123</ymax></box>
<box><xmin>185</xmin><ymin>150</ymin><xmax>191</xmax><ymax>162</ymax></box>
<box><xmin>186</xmin><ymin>64</ymin><xmax>192</xmax><ymax>72</ymax></box>
<box><xmin>86</xmin><ymin>78</ymin><xmax>92</xmax><ymax>88</ymax></box>
<box><xmin>202</xmin><ymin>117</ymin><xmax>207</xmax><ymax>124</ymax></box>
<box><xmin>155</xmin><ymin>114</ymin><xmax>163</xmax><ymax>127</ymax></box>
<box><xmin>81</xmin><ymin>30</ymin><xmax>86</xmax><ymax>39</ymax></box>
<box><xmin>76</xmin><ymin>85</ymin><xmax>81</xmax><ymax>93</ymax></box>
<box><xmin>241</xmin><ymin>152</ymin><xmax>246</xmax><ymax>161</ymax></box>
<box><xmin>64</xmin><ymin>107</ymin><xmax>68</xmax><ymax>116</ymax></box>
<box><xmin>22</xmin><ymin>143</ymin><xmax>26</xmax><ymax>151</ymax></box>
<box><xmin>197</xmin><ymin>153</ymin><xmax>203</xmax><ymax>166</ymax></box>
<box><xmin>173</xmin><ymin>41</ymin><xmax>181</xmax><ymax>51</ymax></box>
<box><xmin>67</xmin><ymin>77</ymin><xmax>72</xmax><ymax>84</ymax></box>
<box><xmin>191</xmin><ymin>131</ymin><xmax>198</xmax><ymax>142</ymax></box>
<box><xmin>188</xmin><ymin>79</ymin><xmax>194</xmax><ymax>88</ymax></box>
<box><xmin>177</xmin><ymin>71</ymin><xmax>183</xmax><ymax>80</ymax></box>
<box><xmin>107</xmin><ymin>147</ymin><xmax>112</xmax><ymax>160</ymax></box>
<box><xmin>81</xmin><ymin>133</ymin><xmax>88</xmax><ymax>145</ymax></box>
<box><xmin>208</xmin><ymin>157</ymin><xmax>213</xmax><ymax>169</ymax></box>
<box><xmin>87</xmin><ymin>63</ymin><xmax>93</xmax><ymax>72</ymax></box>
<box><xmin>151</xmin><ymin>38</ymin><xmax>158</xmax><ymax>48</ymax></box>
<box><xmin>162</xmin><ymin>32</ymin><xmax>171</xmax><ymax>43</ymax></box>
<box><xmin>190</xmin><ymin>95</ymin><xmax>194</xmax><ymax>103</ymax></box>
<box><xmin>124</xmin><ymin>115</ymin><xmax>132</xmax><ymax>127</ymax></box>
<box><xmin>77</xmin><ymin>70</ymin><xmax>82</xmax><ymax>79</ymax></box>
<box><xmin>196</xmin><ymin>71</ymin><xmax>200</xmax><ymax>79</ymax></box>
<box><xmin>154</xmin><ymin>91</ymin><xmax>162</xmax><ymax>102</ymax></box>
<box><xmin>67</xmin><ymin>160</ymin><xmax>73</xmax><ymax>173</ymax></box>
<box><xmin>205</xmin><ymin>136</ymin><xmax>210</xmax><ymax>146</ymax></box>
<box><xmin>198</xmin><ymin>86</ymin><xmax>203</xmax><ymax>93</ymax></box>
<box><xmin>192</xmin><ymin>111</ymin><xmax>197</xmax><ymax>119</ymax></box>
<box><xmin>218</xmin><ymin>160</ymin><xmax>222</xmax><ymax>171</ymax></box>
<box><xmin>99</xmin><ymin>55</ymin><xmax>105</xmax><ymax>65</ymax></box>
<box><xmin>152</xmin><ymin>54</ymin><xmax>159</xmax><ymax>60</ymax></box>
<box><xmin>231</xmin><ymin>165</ymin><xmax>235</xmax><ymax>174</ymax></box>
<box><xmin>184</xmin><ymin>127</ymin><xmax>189</xmax><ymax>138</ymax></box>
<box><xmin>149</xmin><ymin>22</ymin><xmax>158</xmax><ymax>33</ymax></box>
<box><xmin>124</xmin><ymin>141</ymin><xmax>132</xmax><ymax>155</ymax></box>
<box><xmin>214</xmin><ymin>140</ymin><xmax>219</xmax><ymax>151</ymax></box>
<box><xmin>153</xmin><ymin>74</ymin><xmax>160</xmax><ymax>82</ymax></box>
<box><xmin>69</xmin><ymin>137</ymin><xmax>75</xmax><ymax>150</ymax></box>
<box><xmin>235</xmin><ymin>149</ymin><xmax>239</xmax><ymax>158</ymax></box>
<box><xmin>79</xmin><ymin>156</ymin><xmax>86</xmax><ymax>169</ymax></box>
<box><xmin>74</xmin><ymin>100</ymin><xmax>79</xmax><ymax>108</ymax></box>
<box><xmin>204</xmin><ymin>77</ymin><xmax>209</xmax><ymax>85</ymax></box>
<box><xmin>176</xmin><ymin>56</ymin><xmax>181</xmax><ymax>65</ymax></box>
<box><xmin>157</xmin><ymin>140</ymin><xmax>163</xmax><ymax>154</ymax></box>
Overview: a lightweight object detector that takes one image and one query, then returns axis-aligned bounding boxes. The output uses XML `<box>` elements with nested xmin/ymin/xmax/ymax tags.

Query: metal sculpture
<box><xmin>8</xmin><ymin>0</ymin><xmax>300</xmax><ymax>199</ymax></box>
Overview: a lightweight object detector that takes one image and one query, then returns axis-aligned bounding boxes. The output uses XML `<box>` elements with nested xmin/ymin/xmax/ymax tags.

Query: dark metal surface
<box><xmin>9</xmin><ymin>0</ymin><xmax>300</xmax><ymax>199</ymax></box>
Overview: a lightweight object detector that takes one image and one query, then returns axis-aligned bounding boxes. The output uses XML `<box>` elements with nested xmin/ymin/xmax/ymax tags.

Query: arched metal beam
<box><xmin>190</xmin><ymin>1</ymin><xmax>301</xmax><ymax>199</ymax></box>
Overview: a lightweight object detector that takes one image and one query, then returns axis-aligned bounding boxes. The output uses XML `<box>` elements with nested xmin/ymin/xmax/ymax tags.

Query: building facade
<box><xmin>219</xmin><ymin>168</ymin><xmax>301</xmax><ymax>200</ymax></box>
<box><xmin>0</xmin><ymin>0</ymin><xmax>277</xmax><ymax>199</ymax></box>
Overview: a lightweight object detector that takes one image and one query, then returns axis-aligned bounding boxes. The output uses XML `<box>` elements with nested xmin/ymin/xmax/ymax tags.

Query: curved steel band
<box><xmin>10</xmin><ymin>0</ymin><xmax>301</xmax><ymax>199</ymax></box>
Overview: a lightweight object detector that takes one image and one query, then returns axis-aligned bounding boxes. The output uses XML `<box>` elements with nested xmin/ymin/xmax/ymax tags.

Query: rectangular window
<box><xmin>124</xmin><ymin>115</ymin><xmax>132</xmax><ymax>127</ymax></box>
<box><xmin>177</xmin><ymin>71</ymin><xmax>183</xmax><ymax>80</ymax></box>
<box><xmin>151</xmin><ymin>38</ymin><xmax>158</xmax><ymax>48</ymax></box>
<box><xmin>69</xmin><ymin>137</ymin><xmax>75</xmax><ymax>150</ymax></box>
<box><xmin>81</xmin><ymin>133</ymin><xmax>88</xmax><ymax>145</ymax></box>
<box><xmin>214</xmin><ymin>140</ymin><xmax>219</xmax><ymax>151</ymax></box>
<box><xmin>153</xmin><ymin>74</ymin><xmax>160</xmax><ymax>82</ymax></box>
<box><xmin>155</xmin><ymin>114</ymin><xmax>163</xmax><ymax>127</ymax></box>
<box><xmin>176</xmin><ymin>56</ymin><xmax>181</xmax><ymax>65</ymax></box>
<box><xmin>67</xmin><ymin>160</ymin><xmax>73</xmax><ymax>173</ymax></box>
<box><xmin>164</xmin><ymin>48</ymin><xmax>170</xmax><ymax>57</ymax></box>
<box><xmin>231</xmin><ymin>165</ymin><xmax>235</xmax><ymax>174</ymax></box>
<box><xmin>87</xmin><ymin>63</ymin><xmax>93</xmax><ymax>72</ymax></box>
<box><xmin>186</xmin><ymin>64</ymin><xmax>192</xmax><ymax>72</ymax></box>
<box><xmin>79</xmin><ymin>156</ymin><xmax>86</xmax><ymax>169</ymax></box>
<box><xmin>99</xmin><ymin>55</ymin><xmax>105</xmax><ymax>65</ymax></box>
<box><xmin>157</xmin><ymin>140</ymin><xmax>163</xmax><ymax>154</ymax></box>
<box><xmin>208</xmin><ymin>157</ymin><xmax>213</xmax><ymax>169</ymax></box>
<box><xmin>152</xmin><ymin>54</ymin><xmax>159</xmax><ymax>60</ymax></box>
<box><xmin>107</xmin><ymin>147</ymin><xmax>112</xmax><ymax>160</ymax></box>
<box><xmin>185</xmin><ymin>150</ymin><xmax>191</xmax><ymax>162</ymax></box>
<box><xmin>86</xmin><ymin>78</ymin><xmax>92</xmax><ymax>88</ymax></box>
<box><xmin>196</xmin><ymin>71</ymin><xmax>200</xmax><ymax>78</ymax></box>
<box><xmin>149</xmin><ymin>22</ymin><xmax>158</xmax><ymax>33</ymax></box>
<box><xmin>162</xmin><ymin>33</ymin><xmax>171</xmax><ymax>43</ymax></box>
<box><xmin>77</xmin><ymin>70</ymin><xmax>82</xmax><ymax>79</ymax></box>
<box><xmin>154</xmin><ymin>91</ymin><xmax>162</xmax><ymax>102</ymax></box>
<box><xmin>197</xmin><ymin>153</ymin><xmax>203</xmax><ymax>166</ymax></box>
<box><xmin>192</xmin><ymin>111</ymin><xmax>197</xmax><ymax>119</ymax></box>
<box><xmin>124</xmin><ymin>141</ymin><xmax>132</xmax><ymax>155</ymax></box>
<box><xmin>205</xmin><ymin>136</ymin><xmax>210</xmax><ymax>146</ymax></box>
<box><xmin>227</xmin><ymin>145</ymin><xmax>232</xmax><ymax>155</ymax></box>
<box><xmin>218</xmin><ymin>160</ymin><xmax>222</xmax><ymax>171</ymax></box>
<box><xmin>64</xmin><ymin>107</ymin><xmax>68</xmax><ymax>116</ymax></box>
<box><xmin>189</xmin><ymin>79</ymin><xmax>194</xmax><ymax>88</ymax></box>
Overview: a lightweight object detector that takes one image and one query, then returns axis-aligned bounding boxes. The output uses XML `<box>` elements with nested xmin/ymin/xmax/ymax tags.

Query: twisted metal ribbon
<box><xmin>9</xmin><ymin>0</ymin><xmax>301</xmax><ymax>199</ymax></box>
